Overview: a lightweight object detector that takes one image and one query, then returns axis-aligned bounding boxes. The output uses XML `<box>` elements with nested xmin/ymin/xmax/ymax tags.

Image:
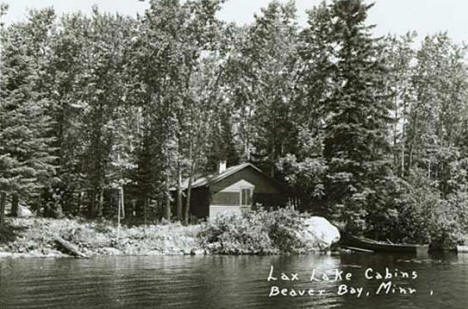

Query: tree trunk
<box><xmin>97</xmin><ymin>189</ymin><xmax>104</xmax><ymax>217</ymax></box>
<box><xmin>184</xmin><ymin>163</ymin><xmax>197</xmax><ymax>225</ymax></box>
<box><xmin>185</xmin><ymin>176</ymin><xmax>193</xmax><ymax>226</ymax></box>
<box><xmin>132</xmin><ymin>199</ymin><xmax>136</xmax><ymax>217</ymax></box>
<box><xmin>409</xmin><ymin>109</ymin><xmax>419</xmax><ymax>171</ymax></box>
<box><xmin>401</xmin><ymin>141</ymin><xmax>405</xmax><ymax>177</ymax></box>
<box><xmin>120</xmin><ymin>187</ymin><xmax>125</xmax><ymax>219</ymax></box>
<box><xmin>393</xmin><ymin>91</ymin><xmax>399</xmax><ymax>173</ymax></box>
<box><xmin>143</xmin><ymin>197</ymin><xmax>148</xmax><ymax>225</ymax></box>
<box><xmin>165</xmin><ymin>174</ymin><xmax>171</xmax><ymax>221</ymax></box>
<box><xmin>177</xmin><ymin>167</ymin><xmax>183</xmax><ymax>221</ymax></box>
<box><xmin>408</xmin><ymin>145</ymin><xmax>414</xmax><ymax>172</ymax></box>
<box><xmin>11</xmin><ymin>194</ymin><xmax>19</xmax><ymax>217</ymax></box>
<box><xmin>184</xmin><ymin>142</ymin><xmax>196</xmax><ymax>226</ymax></box>
<box><xmin>117</xmin><ymin>188</ymin><xmax>122</xmax><ymax>240</ymax></box>
<box><xmin>78</xmin><ymin>191</ymin><xmax>83</xmax><ymax>214</ymax></box>
<box><xmin>55</xmin><ymin>237</ymin><xmax>88</xmax><ymax>258</ymax></box>
<box><xmin>0</xmin><ymin>192</ymin><xmax>6</xmax><ymax>225</ymax></box>
<box><xmin>165</xmin><ymin>195</ymin><xmax>171</xmax><ymax>221</ymax></box>
<box><xmin>401</xmin><ymin>98</ymin><xmax>407</xmax><ymax>177</ymax></box>
<box><xmin>89</xmin><ymin>190</ymin><xmax>96</xmax><ymax>218</ymax></box>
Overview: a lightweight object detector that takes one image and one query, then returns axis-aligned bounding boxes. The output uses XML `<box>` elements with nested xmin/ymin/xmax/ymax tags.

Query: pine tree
<box><xmin>320</xmin><ymin>0</ymin><xmax>393</xmax><ymax>233</ymax></box>
<box><xmin>0</xmin><ymin>10</ymin><xmax>57</xmax><ymax>217</ymax></box>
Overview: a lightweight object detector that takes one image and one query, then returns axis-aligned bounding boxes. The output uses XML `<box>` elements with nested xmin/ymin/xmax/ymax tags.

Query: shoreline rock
<box><xmin>17</xmin><ymin>205</ymin><xmax>34</xmax><ymax>218</ymax></box>
<box><xmin>301</xmin><ymin>216</ymin><xmax>341</xmax><ymax>250</ymax></box>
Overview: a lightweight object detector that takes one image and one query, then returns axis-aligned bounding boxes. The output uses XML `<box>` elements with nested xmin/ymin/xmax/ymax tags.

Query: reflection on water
<box><xmin>0</xmin><ymin>253</ymin><xmax>467</xmax><ymax>308</ymax></box>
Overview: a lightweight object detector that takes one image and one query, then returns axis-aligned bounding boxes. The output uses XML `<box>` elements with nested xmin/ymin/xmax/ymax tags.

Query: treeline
<box><xmin>1</xmin><ymin>0</ymin><xmax>467</xmax><ymax>246</ymax></box>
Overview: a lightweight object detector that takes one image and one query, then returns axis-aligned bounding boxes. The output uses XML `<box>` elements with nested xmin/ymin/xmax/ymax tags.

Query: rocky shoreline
<box><xmin>0</xmin><ymin>248</ymin><xmax>207</xmax><ymax>259</ymax></box>
<box><xmin>0</xmin><ymin>212</ymin><xmax>341</xmax><ymax>259</ymax></box>
<box><xmin>0</xmin><ymin>218</ymin><xmax>205</xmax><ymax>259</ymax></box>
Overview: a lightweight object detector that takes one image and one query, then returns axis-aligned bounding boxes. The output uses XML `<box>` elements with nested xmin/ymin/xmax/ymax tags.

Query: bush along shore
<box><xmin>0</xmin><ymin>209</ymin><xmax>339</xmax><ymax>258</ymax></box>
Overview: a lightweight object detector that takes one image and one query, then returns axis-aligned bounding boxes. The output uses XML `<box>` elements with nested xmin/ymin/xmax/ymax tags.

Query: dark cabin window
<box><xmin>240</xmin><ymin>188</ymin><xmax>252</xmax><ymax>206</ymax></box>
<box><xmin>212</xmin><ymin>192</ymin><xmax>239</xmax><ymax>206</ymax></box>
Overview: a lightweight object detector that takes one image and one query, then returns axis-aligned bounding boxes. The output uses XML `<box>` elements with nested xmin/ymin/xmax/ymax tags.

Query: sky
<box><xmin>1</xmin><ymin>0</ymin><xmax>468</xmax><ymax>44</ymax></box>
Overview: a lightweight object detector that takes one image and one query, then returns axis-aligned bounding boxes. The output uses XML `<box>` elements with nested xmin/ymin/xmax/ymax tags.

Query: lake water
<box><xmin>0</xmin><ymin>253</ymin><xmax>467</xmax><ymax>308</ymax></box>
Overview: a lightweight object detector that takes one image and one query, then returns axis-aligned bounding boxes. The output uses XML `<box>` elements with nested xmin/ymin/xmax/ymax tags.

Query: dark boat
<box><xmin>340</xmin><ymin>233</ymin><xmax>429</xmax><ymax>254</ymax></box>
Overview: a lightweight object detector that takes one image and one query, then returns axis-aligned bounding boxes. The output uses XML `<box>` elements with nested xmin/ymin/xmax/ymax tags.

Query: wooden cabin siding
<box><xmin>209</xmin><ymin>205</ymin><xmax>242</xmax><ymax>217</ymax></box>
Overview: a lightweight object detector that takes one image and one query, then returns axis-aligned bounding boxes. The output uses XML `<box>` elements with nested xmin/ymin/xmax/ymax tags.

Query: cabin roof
<box><xmin>179</xmin><ymin>163</ymin><xmax>260</xmax><ymax>190</ymax></box>
<box><xmin>177</xmin><ymin>163</ymin><xmax>268</xmax><ymax>190</ymax></box>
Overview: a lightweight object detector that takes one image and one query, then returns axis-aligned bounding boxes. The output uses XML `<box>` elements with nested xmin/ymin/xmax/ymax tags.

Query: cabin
<box><xmin>175</xmin><ymin>162</ymin><xmax>288</xmax><ymax>219</ymax></box>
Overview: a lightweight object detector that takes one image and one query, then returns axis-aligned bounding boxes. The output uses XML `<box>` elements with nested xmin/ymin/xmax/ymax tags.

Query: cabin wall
<box><xmin>209</xmin><ymin>205</ymin><xmax>242</xmax><ymax>217</ymax></box>
<box><xmin>209</xmin><ymin>179</ymin><xmax>255</xmax><ymax>218</ymax></box>
<box><xmin>207</xmin><ymin>167</ymin><xmax>287</xmax><ymax>218</ymax></box>
<box><xmin>211</xmin><ymin>179</ymin><xmax>255</xmax><ymax>205</ymax></box>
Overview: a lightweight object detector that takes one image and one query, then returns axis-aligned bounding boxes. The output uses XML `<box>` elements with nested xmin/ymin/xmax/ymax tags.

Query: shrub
<box><xmin>393</xmin><ymin>170</ymin><xmax>467</xmax><ymax>249</ymax></box>
<box><xmin>198</xmin><ymin>212</ymin><xmax>275</xmax><ymax>254</ymax></box>
<box><xmin>198</xmin><ymin>208</ymin><xmax>310</xmax><ymax>255</ymax></box>
<box><xmin>429</xmin><ymin>195</ymin><xmax>466</xmax><ymax>250</ymax></box>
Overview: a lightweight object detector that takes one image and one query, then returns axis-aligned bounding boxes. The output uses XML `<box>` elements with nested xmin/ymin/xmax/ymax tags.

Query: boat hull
<box><xmin>341</xmin><ymin>234</ymin><xmax>429</xmax><ymax>254</ymax></box>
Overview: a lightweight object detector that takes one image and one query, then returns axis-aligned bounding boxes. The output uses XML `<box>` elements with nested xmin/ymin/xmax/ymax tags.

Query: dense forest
<box><xmin>1</xmin><ymin>0</ymin><xmax>468</xmax><ymax>247</ymax></box>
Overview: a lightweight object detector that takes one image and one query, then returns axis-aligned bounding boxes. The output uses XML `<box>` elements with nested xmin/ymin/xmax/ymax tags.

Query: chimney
<box><xmin>218</xmin><ymin>160</ymin><xmax>227</xmax><ymax>174</ymax></box>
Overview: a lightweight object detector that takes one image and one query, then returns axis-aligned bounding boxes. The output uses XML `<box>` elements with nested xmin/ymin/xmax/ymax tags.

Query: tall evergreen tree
<box><xmin>320</xmin><ymin>0</ymin><xmax>393</xmax><ymax>233</ymax></box>
<box><xmin>0</xmin><ymin>9</ymin><xmax>57</xmax><ymax>217</ymax></box>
